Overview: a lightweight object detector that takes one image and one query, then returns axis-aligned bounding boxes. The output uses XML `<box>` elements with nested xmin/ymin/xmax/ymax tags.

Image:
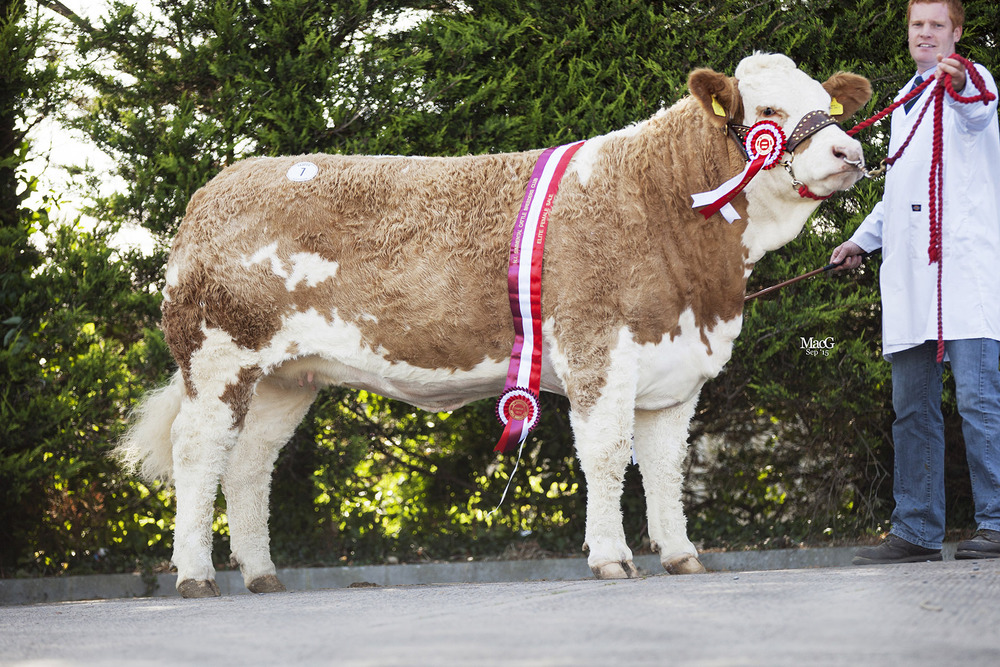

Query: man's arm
<box><xmin>938</xmin><ymin>57</ymin><xmax>999</xmax><ymax>134</ymax></box>
<box><xmin>831</xmin><ymin>201</ymin><xmax>884</xmax><ymax>270</ymax></box>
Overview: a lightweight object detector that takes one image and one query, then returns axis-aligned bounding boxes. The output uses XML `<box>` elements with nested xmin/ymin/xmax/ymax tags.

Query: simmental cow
<box><xmin>116</xmin><ymin>53</ymin><xmax>871</xmax><ymax>598</ymax></box>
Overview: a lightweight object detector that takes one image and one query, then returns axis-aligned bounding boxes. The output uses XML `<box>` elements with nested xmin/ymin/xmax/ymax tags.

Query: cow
<box><xmin>115</xmin><ymin>53</ymin><xmax>872</xmax><ymax>598</ymax></box>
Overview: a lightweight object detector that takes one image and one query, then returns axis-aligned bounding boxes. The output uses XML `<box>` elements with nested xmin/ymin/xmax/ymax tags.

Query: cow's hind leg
<box><xmin>169</xmin><ymin>323</ymin><xmax>266</xmax><ymax>598</ymax></box>
<box><xmin>221</xmin><ymin>375</ymin><xmax>318</xmax><ymax>594</ymax></box>
<box><xmin>171</xmin><ymin>379</ymin><xmax>255</xmax><ymax>598</ymax></box>
<box><xmin>633</xmin><ymin>395</ymin><xmax>706</xmax><ymax>575</ymax></box>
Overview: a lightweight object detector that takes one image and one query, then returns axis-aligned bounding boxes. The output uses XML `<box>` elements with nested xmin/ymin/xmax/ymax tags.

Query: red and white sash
<box><xmin>495</xmin><ymin>140</ymin><xmax>585</xmax><ymax>454</ymax></box>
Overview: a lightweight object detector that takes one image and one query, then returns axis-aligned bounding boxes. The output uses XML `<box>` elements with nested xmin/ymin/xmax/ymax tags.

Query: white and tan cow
<box><xmin>116</xmin><ymin>53</ymin><xmax>871</xmax><ymax>597</ymax></box>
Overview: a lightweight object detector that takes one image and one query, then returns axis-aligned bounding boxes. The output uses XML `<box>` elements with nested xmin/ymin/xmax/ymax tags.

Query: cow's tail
<box><xmin>113</xmin><ymin>371</ymin><xmax>184</xmax><ymax>485</ymax></box>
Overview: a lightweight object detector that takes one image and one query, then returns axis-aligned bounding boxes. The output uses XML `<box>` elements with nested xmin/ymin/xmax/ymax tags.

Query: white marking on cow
<box><xmin>633</xmin><ymin>309</ymin><xmax>743</xmax><ymax>410</ymax></box>
<box><xmin>742</xmin><ymin>183</ymin><xmax>816</xmax><ymax>263</ymax></box>
<box><xmin>734</xmin><ymin>54</ymin><xmax>864</xmax><ymax>262</ymax></box>
<box><xmin>163</xmin><ymin>263</ymin><xmax>181</xmax><ymax>302</ymax></box>
<box><xmin>284</xmin><ymin>252</ymin><xmax>340</xmax><ymax>291</ymax></box>
<box><xmin>166</xmin><ymin>263</ymin><xmax>180</xmax><ymax>287</ymax></box>
<box><xmin>541</xmin><ymin>314</ymin><xmax>741</xmax><ymax>413</ymax></box>
<box><xmin>170</xmin><ymin>326</ymin><xmax>261</xmax><ymax>585</ymax></box>
<box><xmin>240</xmin><ymin>246</ymin><xmax>339</xmax><ymax>291</ymax></box>
<box><xmin>570</xmin><ymin>117</ymin><xmax>649</xmax><ymax>187</ymax></box>
<box><xmin>188</xmin><ymin>326</ymin><xmax>259</xmax><ymax>398</ymax></box>
<box><xmin>243</xmin><ymin>242</ymin><xmax>287</xmax><ymax>279</ymax></box>
<box><xmin>564</xmin><ymin>326</ymin><xmax>639</xmax><ymax>575</ymax></box>
<box><xmin>632</xmin><ymin>395</ymin><xmax>701</xmax><ymax>567</ymax></box>
<box><xmin>259</xmin><ymin>308</ymin><xmax>509</xmax><ymax>411</ymax></box>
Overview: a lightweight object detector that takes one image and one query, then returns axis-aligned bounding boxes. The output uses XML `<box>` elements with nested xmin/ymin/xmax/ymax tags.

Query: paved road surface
<box><xmin>2</xmin><ymin>558</ymin><xmax>998</xmax><ymax>666</ymax></box>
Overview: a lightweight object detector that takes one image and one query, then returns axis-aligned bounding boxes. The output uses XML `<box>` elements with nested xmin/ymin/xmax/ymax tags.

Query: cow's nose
<box><xmin>832</xmin><ymin>142</ymin><xmax>864</xmax><ymax>167</ymax></box>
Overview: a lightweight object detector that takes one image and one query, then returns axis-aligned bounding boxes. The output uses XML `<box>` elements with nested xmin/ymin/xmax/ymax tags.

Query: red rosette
<box><xmin>744</xmin><ymin>120</ymin><xmax>787</xmax><ymax>170</ymax></box>
<box><xmin>496</xmin><ymin>387</ymin><xmax>541</xmax><ymax>432</ymax></box>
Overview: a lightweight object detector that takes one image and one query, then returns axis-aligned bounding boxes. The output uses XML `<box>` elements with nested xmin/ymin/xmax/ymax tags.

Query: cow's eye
<box><xmin>763</xmin><ymin>107</ymin><xmax>776</xmax><ymax>116</ymax></box>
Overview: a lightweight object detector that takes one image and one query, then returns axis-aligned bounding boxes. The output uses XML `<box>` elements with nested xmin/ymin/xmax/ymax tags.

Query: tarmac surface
<box><xmin>1</xmin><ymin>549</ymin><xmax>999</xmax><ymax>666</ymax></box>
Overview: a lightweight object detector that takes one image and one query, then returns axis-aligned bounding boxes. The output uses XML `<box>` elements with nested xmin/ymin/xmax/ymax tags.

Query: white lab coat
<box><xmin>850</xmin><ymin>63</ymin><xmax>1000</xmax><ymax>360</ymax></box>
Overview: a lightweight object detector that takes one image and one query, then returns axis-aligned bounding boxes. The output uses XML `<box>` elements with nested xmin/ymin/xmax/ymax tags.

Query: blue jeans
<box><xmin>890</xmin><ymin>339</ymin><xmax>1000</xmax><ymax>549</ymax></box>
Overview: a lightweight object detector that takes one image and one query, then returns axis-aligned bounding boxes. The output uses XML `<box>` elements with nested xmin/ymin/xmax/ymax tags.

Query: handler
<box><xmin>831</xmin><ymin>0</ymin><xmax>1000</xmax><ymax>564</ymax></box>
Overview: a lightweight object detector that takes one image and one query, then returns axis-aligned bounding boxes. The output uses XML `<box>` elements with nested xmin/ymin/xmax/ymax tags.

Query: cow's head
<box><xmin>689</xmin><ymin>53</ymin><xmax>871</xmax><ymax>203</ymax></box>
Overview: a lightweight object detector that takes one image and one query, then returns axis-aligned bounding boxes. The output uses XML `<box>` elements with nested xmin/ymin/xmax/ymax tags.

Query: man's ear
<box><xmin>688</xmin><ymin>68</ymin><xmax>743</xmax><ymax>128</ymax></box>
<box><xmin>823</xmin><ymin>72</ymin><xmax>873</xmax><ymax>121</ymax></box>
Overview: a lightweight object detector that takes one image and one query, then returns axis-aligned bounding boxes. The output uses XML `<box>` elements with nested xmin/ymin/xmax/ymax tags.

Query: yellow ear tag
<box><xmin>711</xmin><ymin>95</ymin><xmax>726</xmax><ymax>117</ymax></box>
<box><xmin>830</xmin><ymin>97</ymin><xmax>844</xmax><ymax>115</ymax></box>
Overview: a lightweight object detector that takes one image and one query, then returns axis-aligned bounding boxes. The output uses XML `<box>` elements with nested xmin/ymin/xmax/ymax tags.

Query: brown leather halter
<box><xmin>727</xmin><ymin>110</ymin><xmax>842</xmax><ymax>199</ymax></box>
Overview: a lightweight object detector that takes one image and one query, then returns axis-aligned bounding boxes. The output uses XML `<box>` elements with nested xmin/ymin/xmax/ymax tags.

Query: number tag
<box><xmin>286</xmin><ymin>161</ymin><xmax>318</xmax><ymax>182</ymax></box>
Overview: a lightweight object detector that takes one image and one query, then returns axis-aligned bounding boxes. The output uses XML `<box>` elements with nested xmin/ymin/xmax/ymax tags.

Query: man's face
<box><xmin>908</xmin><ymin>2</ymin><xmax>962</xmax><ymax>73</ymax></box>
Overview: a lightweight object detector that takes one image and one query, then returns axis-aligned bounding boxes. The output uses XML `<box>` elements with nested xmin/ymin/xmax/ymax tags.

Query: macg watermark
<box><xmin>800</xmin><ymin>336</ymin><xmax>836</xmax><ymax>357</ymax></box>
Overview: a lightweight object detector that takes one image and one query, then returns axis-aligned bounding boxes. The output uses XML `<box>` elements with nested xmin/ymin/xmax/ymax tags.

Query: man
<box><xmin>831</xmin><ymin>0</ymin><xmax>1000</xmax><ymax>564</ymax></box>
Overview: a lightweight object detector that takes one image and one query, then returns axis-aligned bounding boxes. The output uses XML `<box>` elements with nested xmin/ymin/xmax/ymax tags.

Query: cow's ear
<box><xmin>688</xmin><ymin>69</ymin><xmax>743</xmax><ymax>128</ymax></box>
<box><xmin>822</xmin><ymin>72</ymin><xmax>872</xmax><ymax>121</ymax></box>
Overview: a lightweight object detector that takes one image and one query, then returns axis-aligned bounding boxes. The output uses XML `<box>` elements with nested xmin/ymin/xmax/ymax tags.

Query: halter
<box><xmin>727</xmin><ymin>110</ymin><xmax>844</xmax><ymax>200</ymax></box>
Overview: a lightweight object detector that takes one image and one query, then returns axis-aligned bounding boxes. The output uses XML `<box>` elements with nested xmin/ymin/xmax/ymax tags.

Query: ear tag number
<box><xmin>711</xmin><ymin>95</ymin><xmax>727</xmax><ymax>117</ymax></box>
<box><xmin>830</xmin><ymin>97</ymin><xmax>844</xmax><ymax>115</ymax></box>
<box><xmin>287</xmin><ymin>161</ymin><xmax>318</xmax><ymax>182</ymax></box>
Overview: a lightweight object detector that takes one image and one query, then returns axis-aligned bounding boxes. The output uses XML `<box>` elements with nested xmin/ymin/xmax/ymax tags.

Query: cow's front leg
<box><xmin>633</xmin><ymin>395</ymin><xmax>706</xmax><ymax>575</ymax></box>
<box><xmin>577</xmin><ymin>429</ymin><xmax>638</xmax><ymax>579</ymax></box>
<box><xmin>564</xmin><ymin>333</ymin><xmax>640</xmax><ymax>579</ymax></box>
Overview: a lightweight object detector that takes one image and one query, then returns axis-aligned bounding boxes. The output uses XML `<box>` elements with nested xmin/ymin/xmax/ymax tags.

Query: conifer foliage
<box><xmin>3</xmin><ymin>0</ymin><xmax>999</xmax><ymax>575</ymax></box>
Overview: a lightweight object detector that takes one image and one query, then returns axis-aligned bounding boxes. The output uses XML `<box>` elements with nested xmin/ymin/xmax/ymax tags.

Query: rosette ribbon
<box><xmin>495</xmin><ymin>140</ymin><xmax>585</xmax><ymax>454</ymax></box>
<box><xmin>691</xmin><ymin>120</ymin><xmax>787</xmax><ymax>223</ymax></box>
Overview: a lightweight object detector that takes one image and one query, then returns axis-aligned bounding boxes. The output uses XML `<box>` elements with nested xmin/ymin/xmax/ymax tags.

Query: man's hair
<box><xmin>907</xmin><ymin>0</ymin><xmax>965</xmax><ymax>29</ymax></box>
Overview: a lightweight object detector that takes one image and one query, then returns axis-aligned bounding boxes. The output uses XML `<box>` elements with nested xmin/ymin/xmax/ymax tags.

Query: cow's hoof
<box><xmin>248</xmin><ymin>574</ymin><xmax>286</xmax><ymax>594</ymax></box>
<box><xmin>664</xmin><ymin>554</ymin><xmax>707</xmax><ymax>575</ymax></box>
<box><xmin>177</xmin><ymin>579</ymin><xmax>221</xmax><ymax>598</ymax></box>
<box><xmin>591</xmin><ymin>559</ymin><xmax>640</xmax><ymax>579</ymax></box>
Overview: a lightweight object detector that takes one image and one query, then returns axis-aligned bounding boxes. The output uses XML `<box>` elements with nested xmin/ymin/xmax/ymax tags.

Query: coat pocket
<box><xmin>908</xmin><ymin>202</ymin><xmax>932</xmax><ymax>261</ymax></box>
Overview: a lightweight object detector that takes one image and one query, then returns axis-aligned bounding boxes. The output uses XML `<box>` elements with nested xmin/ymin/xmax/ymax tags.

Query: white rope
<box><xmin>489</xmin><ymin>438</ymin><xmax>527</xmax><ymax>516</ymax></box>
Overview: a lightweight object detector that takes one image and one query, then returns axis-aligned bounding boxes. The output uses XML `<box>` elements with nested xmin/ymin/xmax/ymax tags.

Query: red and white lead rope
<box><xmin>494</xmin><ymin>140</ymin><xmax>585</xmax><ymax>455</ymax></box>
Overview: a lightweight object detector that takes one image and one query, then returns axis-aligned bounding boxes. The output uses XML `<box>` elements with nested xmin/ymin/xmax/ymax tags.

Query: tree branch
<box><xmin>35</xmin><ymin>0</ymin><xmax>95</xmax><ymax>34</ymax></box>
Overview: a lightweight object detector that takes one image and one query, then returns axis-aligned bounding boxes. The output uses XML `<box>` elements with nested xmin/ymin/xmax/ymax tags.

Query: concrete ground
<box><xmin>0</xmin><ymin>545</ymin><xmax>876</xmax><ymax>606</ymax></box>
<box><xmin>1</xmin><ymin>549</ymin><xmax>998</xmax><ymax>666</ymax></box>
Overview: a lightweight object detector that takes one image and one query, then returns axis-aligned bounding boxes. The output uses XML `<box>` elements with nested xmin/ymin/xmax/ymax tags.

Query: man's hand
<box><xmin>937</xmin><ymin>54</ymin><xmax>967</xmax><ymax>92</ymax></box>
<box><xmin>830</xmin><ymin>240</ymin><xmax>866</xmax><ymax>271</ymax></box>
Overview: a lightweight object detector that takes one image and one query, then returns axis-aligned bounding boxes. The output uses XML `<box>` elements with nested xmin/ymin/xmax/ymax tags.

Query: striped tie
<box><xmin>903</xmin><ymin>76</ymin><xmax>924</xmax><ymax>114</ymax></box>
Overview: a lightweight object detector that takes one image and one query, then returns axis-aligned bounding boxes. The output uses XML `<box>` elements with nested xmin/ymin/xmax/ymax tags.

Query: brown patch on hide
<box><xmin>220</xmin><ymin>366</ymin><xmax>263</xmax><ymax>430</ymax></box>
<box><xmin>822</xmin><ymin>72</ymin><xmax>872</xmax><ymax>122</ymax></box>
<box><xmin>161</xmin><ymin>259</ymin><xmax>206</xmax><ymax>399</ymax></box>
